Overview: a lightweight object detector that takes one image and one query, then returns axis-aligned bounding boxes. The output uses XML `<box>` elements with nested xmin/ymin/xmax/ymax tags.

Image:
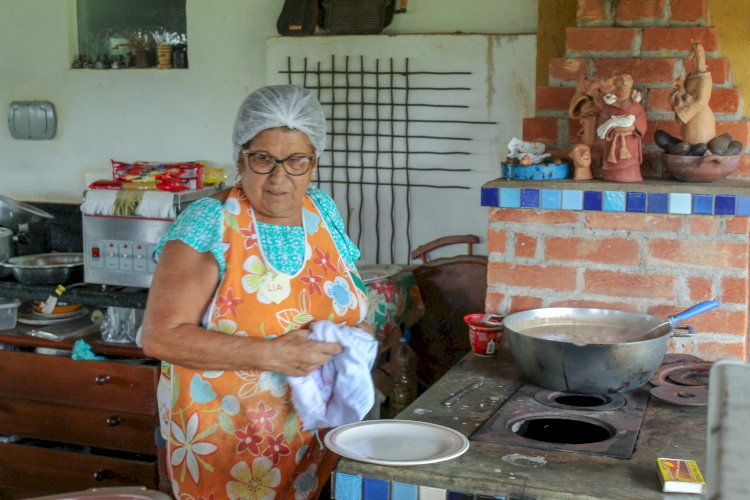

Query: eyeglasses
<box><xmin>240</xmin><ymin>151</ymin><xmax>315</xmax><ymax>176</ymax></box>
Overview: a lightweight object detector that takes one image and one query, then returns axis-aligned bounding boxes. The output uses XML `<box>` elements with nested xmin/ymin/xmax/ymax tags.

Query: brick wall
<box><xmin>525</xmin><ymin>0</ymin><xmax>750</xmax><ymax>178</ymax></box>
<box><xmin>486</xmin><ymin>0</ymin><xmax>749</xmax><ymax>361</ymax></box>
<box><xmin>485</xmin><ymin>208</ymin><xmax>748</xmax><ymax>359</ymax></box>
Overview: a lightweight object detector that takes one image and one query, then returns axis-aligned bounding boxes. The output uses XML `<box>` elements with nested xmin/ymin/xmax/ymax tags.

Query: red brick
<box><xmin>642</xmin><ymin>27</ymin><xmax>718</xmax><ymax>52</ymax></box>
<box><xmin>662</xmin><ymin>308</ymin><xmax>747</xmax><ymax>337</ymax></box>
<box><xmin>566</xmin><ymin>27</ymin><xmax>637</xmax><ymax>53</ymax></box>
<box><xmin>670</xmin><ymin>0</ymin><xmax>708</xmax><ymax>24</ymax></box>
<box><xmin>687</xmin><ymin>339</ymin><xmax>745</xmax><ymax>361</ymax></box>
<box><xmin>645</xmin><ymin>87</ymin><xmax>740</xmax><ymax>115</ymax></box>
<box><xmin>549</xmin><ymin>58</ymin><xmax>589</xmax><ymax>83</ymax></box>
<box><xmin>489</xmin><ymin>209</ymin><xmax>580</xmax><ymax>225</ymax></box>
<box><xmin>687</xmin><ymin>276</ymin><xmax>713</xmax><ymax>302</ymax></box>
<box><xmin>487</xmin><ymin>227</ymin><xmax>507</xmax><ymax>254</ymax></box>
<box><xmin>583</xmin><ymin>270</ymin><xmax>676</xmax><ymax>299</ymax></box>
<box><xmin>688</xmin><ymin>216</ymin><xmax>720</xmax><ymax>235</ymax></box>
<box><xmin>509</xmin><ymin>295</ymin><xmax>544</xmax><ymax>313</ymax></box>
<box><xmin>485</xmin><ymin>291</ymin><xmax>506</xmax><ymax>314</ymax></box>
<box><xmin>522</xmin><ymin>117</ymin><xmax>559</xmax><ymax>143</ymax></box>
<box><xmin>568</xmin><ymin>118</ymin><xmax>584</xmax><ymax>144</ymax></box>
<box><xmin>488</xmin><ymin>262</ymin><xmax>578</xmax><ymax>292</ymax></box>
<box><xmin>730</xmin><ymin>155</ymin><xmax>750</xmax><ymax>180</ymax></box>
<box><xmin>644</xmin><ymin>120</ymin><xmax>683</xmax><ymax>144</ymax></box>
<box><xmin>716</xmin><ymin>121</ymin><xmax>750</xmax><ymax>150</ymax></box>
<box><xmin>536</xmin><ymin>86</ymin><xmax>577</xmax><ymax>112</ymax></box>
<box><xmin>647</xmin><ymin>239</ymin><xmax>749</xmax><ymax>269</ymax></box>
<box><xmin>726</xmin><ymin>216</ymin><xmax>750</xmax><ymax>235</ymax></box>
<box><xmin>576</xmin><ymin>0</ymin><xmax>608</xmax><ymax>24</ymax></box>
<box><xmin>585</xmin><ymin>212</ymin><xmax>684</xmax><ymax>232</ymax></box>
<box><xmin>615</xmin><ymin>0</ymin><xmax>665</xmax><ymax>23</ymax></box>
<box><xmin>704</xmin><ymin>58</ymin><xmax>730</xmax><ymax>85</ymax></box>
<box><xmin>592</xmin><ymin>58</ymin><xmax>678</xmax><ymax>84</ymax></box>
<box><xmin>545</xmin><ymin>236</ymin><xmax>640</xmax><ymax>265</ymax></box>
<box><xmin>721</xmin><ymin>276</ymin><xmax>748</xmax><ymax>305</ymax></box>
<box><xmin>646</xmin><ymin>88</ymin><xmax>673</xmax><ymax>113</ymax></box>
<box><xmin>515</xmin><ymin>233</ymin><xmax>537</xmax><ymax>259</ymax></box>
<box><xmin>548</xmin><ymin>299</ymin><xmax>639</xmax><ymax>311</ymax></box>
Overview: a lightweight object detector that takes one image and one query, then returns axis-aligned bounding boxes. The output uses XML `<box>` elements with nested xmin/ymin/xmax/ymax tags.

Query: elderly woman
<box><xmin>141</xmin><ymin>85</ymin><xmax>372</xmax><ymax>498</ymax></box>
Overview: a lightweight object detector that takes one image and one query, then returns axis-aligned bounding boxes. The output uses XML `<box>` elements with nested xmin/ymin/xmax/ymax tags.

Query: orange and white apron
<box><xmin>167</xmin><ymin>186</ymin><xmax>368</xmax><ymax>499</ymax></box>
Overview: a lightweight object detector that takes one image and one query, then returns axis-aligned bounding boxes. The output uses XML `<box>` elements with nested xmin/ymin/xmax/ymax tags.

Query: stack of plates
<box><xmin>18</xmin><ymin>303</ymin><xmax>89</xmax><ymax>326</ymax></box>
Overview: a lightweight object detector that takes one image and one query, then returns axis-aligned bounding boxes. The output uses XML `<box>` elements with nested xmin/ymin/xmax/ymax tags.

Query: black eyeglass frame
<box><xmin>240</xmin><ymin>150</ymin><xmax>315</xmax><ymax>176</ymax></box>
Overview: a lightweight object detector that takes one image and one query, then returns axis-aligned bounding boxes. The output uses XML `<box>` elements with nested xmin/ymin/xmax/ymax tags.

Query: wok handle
<box><xmin>668</xmin><ymin>300</ymin><xmax>719</xmax><ymax>325</ymax></box>
<box><xmin>671</xmin><ymin>324</ymin><xmax>696</xmax><ymax>337</ymax></box>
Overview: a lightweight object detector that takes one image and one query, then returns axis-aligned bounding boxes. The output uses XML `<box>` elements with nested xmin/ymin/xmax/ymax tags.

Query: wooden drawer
<box><xmin>0</xmin><ymin>351</ymin><xmax>158</xmax><ymax>415</ymax></box>
<box><xmin>0</xmin><ymin>441</ymin><xmax>157</xmax><ymax>495</ymax></box>
<box><xmin>0</xmin><ymin>398</ymin><xmax>158</xmax><ymax>454</ymax></box>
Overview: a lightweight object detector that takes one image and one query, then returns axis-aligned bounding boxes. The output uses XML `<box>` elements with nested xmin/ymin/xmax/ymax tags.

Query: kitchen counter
<box><xmin>334</xmin><ymin>350</ymin><xmax>707</xmax><ymax>499</ymax></box>
<box><xmin>0</xmin><ymin>277</ymin><xmax>148</xmax><ymax>309</ymax></box>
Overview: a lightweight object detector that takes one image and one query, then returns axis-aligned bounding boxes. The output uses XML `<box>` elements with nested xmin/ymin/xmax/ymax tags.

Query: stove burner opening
<box><xmin>510</xmin><ymin>416</ymin><xmax>615</xmax><ymax>444</ymax></box>
<box><xmin>554</xmin><ymin>394</ymin><xmax>608</xmax><ymax>407</ymax></box>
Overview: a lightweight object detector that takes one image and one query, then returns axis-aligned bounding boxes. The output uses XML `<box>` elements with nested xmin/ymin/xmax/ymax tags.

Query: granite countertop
<box><xmin>0</xmin><ymin>277</ymin><xmax>148</xmax><ymax>309</ymax></box>
<box><xmin>335</xmin><ymin>350</ymin><xmax>707</xmax><ymax>499</ymax></box>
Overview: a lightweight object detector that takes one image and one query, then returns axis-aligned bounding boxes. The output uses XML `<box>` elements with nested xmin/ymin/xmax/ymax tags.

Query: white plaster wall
<box><xmin>0</xmin><ymin>0</ymin><xmax>536</xmax><ymax>204</ymax></box>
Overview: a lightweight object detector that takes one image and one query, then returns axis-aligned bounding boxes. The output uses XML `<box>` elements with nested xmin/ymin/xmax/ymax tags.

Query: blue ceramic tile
<box><xmin>391</xmin><ymin>482</ymin><xmax>418</xmax><ymax>500</ymax></box>
<box><xmin>561</xmin><ymin>190</ymin><xmax>583</xmax><ymax>210</ymax></box>
<box><xmin>692</xmin><ymin>194</ymin><xmax>713</xmax><ymax>215</ymax></box>
<box><xmin>647</xmin><ymin>192</ymin><xmax>669</xmax><ymax>213</ymax></box>
<box><xmin>500</xmin><ymin>188</ymin><xmax>521</xmax><ymax>208</ymax></box>
<box><xmin>583</xmin><ymin>191</ymin><xmax>603</xmax><ymax>210</ymax></box>
<box><xmin>540</xmin><ymin>189</ymin><xmax>561</xmax><ymax>209</ymax></box>
<box><xmin>715</xmin><ymin>195</ymin><xmax>736</xmax><ymax>215</ymax></box>
<box><xmin>626</xmin><ymin>192</ymin><xmax>646</xmax><ymax>212</ymax></box>
<box><xmin>520</xmin><ymin>188</ymin><xmax>540</xmax><ymax>208</ymax></box>
<box><xmin>603</xmin><ymin>191</ymin><xmax>625</xmax><ymax>212</ymax></box>
<box><xmin>669</xmin><ymin>193</ymin><xmax>692</xmax><ymax>214</ymax></box>
<box><xmin>481</xmin><ymin>187</ymin><xmax>499</xmax><ymax>207</ymax></box>
<box><xmin>335</xmin><ymin>473</ymin><xmax>362</xmax><ymax>500</ymax></box>
<box><xmin>737</xmin><ymin>195</ymin><xmax>750</xmax><ymax>216</ymax></box>
<box><xmin>363</xmin><ymin>477</ymin><xmax>389</xmax><ymax>500</ymax></box>
<box><xmin>447</xmin><ymin>492</ymin><xmax>473</xmax><ymax>499</ymax></box>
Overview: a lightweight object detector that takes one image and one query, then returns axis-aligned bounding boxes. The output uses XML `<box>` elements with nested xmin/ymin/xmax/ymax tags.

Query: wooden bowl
<box><xmin>662</xmin><ymin>153</ymin><xmax>740</xmax><ymax>182</ymax></box>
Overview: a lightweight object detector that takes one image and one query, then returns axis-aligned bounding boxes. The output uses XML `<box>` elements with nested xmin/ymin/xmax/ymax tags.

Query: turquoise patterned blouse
<box><xmin>155</xmin><ymin>187</ymin><xmax>360</xmax><ymax>277</ymax></box>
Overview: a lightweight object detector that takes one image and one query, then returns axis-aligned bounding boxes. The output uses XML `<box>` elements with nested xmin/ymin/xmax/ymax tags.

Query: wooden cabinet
<box><xmin>0</xmin><ymin>339</ymin><xmax>160</xmax><ymax>498</ymax></box>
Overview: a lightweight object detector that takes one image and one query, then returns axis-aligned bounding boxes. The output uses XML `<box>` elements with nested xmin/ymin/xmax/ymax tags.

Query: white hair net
<box><xmin>232</xmin><ymin>85</ymin><xmax>327</xmax><ymax>162</ymax></box>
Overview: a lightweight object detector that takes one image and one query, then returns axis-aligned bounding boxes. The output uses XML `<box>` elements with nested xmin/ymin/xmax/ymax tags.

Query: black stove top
<box><xmin>471</xmin><ymin>383</ymin><xmax>650</xmax><ymax>459</ymax></box>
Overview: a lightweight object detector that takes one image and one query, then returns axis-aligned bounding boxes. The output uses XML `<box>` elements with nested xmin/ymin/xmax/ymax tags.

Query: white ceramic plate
<box><xmin>359</xmin><ymin>264</ymin><xmax>402</xmax><ymax>284</ymax></box>
<box><xmin>324</xmin><ymin>419</ymin><xmax>469</xmax><ymax>466</ymax></box>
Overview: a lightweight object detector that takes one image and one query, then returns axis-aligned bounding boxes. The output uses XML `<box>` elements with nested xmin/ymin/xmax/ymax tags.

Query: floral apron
<box><xmin>167</xmin><ymin>186</ymin><xmax>368</xmax><ymax>499</ymax></box>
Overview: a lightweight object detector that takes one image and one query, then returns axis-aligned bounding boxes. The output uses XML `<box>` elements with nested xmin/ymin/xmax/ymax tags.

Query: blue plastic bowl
<box><xmin>501</xmin><ymin>162</ymin><xmax>570</xmax><ymax>180</ymax></box>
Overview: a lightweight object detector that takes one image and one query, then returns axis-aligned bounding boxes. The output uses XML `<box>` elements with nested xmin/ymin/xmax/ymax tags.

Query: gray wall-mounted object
<box><xmin>8</xmin><ymin>101</ymin><xmax>57</xmax><ymax>140</ymax></box>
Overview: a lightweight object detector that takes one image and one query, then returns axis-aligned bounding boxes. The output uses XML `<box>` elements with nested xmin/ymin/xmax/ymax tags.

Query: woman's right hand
<box><xmin>266</xmin><ymin>329</ymin><xmax>343</xmax><ymax>377</ymax></box>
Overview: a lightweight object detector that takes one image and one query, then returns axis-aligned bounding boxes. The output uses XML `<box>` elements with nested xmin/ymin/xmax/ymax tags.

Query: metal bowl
<box><xmin>0</xmin><ymin>252</ymin><xmax>83</xmax><ymax>285</ymax></box>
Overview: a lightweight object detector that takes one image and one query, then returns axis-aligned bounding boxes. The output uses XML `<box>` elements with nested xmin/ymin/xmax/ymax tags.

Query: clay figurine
<box><xmin>596</xmin><ymin>73</ymin><xmax>647</xmax><ymax>183</ymax></box>
<box><xmin>569</xmin><ymin>144</ymin><xmax>593</xmax><ymax>180</ymax></box>
<box><xmin>569</xmin><ymin>76</ymin><xmax>615</xmax><ymax>146</ymax></box>
<box><xmin>670</xmin><ymin>42</ymin><xmax>715</xmax><ymax>145</ymax></box>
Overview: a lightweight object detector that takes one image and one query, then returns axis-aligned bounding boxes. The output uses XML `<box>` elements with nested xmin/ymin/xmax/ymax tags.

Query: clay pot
<box><xmin>662</xmin><ymin>153</ymin><xmax>740</xmax><ymax>182</ymax></box>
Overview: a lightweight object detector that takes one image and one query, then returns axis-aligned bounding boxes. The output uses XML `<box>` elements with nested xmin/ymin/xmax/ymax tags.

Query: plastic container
<box><xmin>463</xmin><ymin>313</ymin><xmax>504</xmax><ymax>357</ymax></box>
<box><xmin>0</xmin><ymin>298</ymin><xmax>20</xmax><ymax>330</ymax></box>
<box><xmin>391</xmin><ymin>330</ymin><xmax>418</xmax><ymax>414</ymax></box>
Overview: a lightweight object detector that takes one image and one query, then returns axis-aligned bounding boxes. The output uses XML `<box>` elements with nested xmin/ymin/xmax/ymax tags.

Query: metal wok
<box><xmin>503</xmin><ymin>301</ymin><xmax>719</xmax><ymax>394</ymax></box>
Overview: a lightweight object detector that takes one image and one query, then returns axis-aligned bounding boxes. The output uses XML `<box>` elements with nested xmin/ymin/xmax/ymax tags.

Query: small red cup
<box><xmin>463</xmin><ymin>313</ymin><xmax>504</xmax><ymax>357</ymax></box>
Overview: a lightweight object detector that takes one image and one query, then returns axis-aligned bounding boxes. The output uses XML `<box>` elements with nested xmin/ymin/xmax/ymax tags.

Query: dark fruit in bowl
<box><xmin>668</xmin><ymin>141</ymin><xmax>691</xmax><ymax>155</ymax></box>
<box><xmin>708</xmin><ymin>134</ymin><xmax>731</xmax><ymax>155</ymax></box>
<box><xmin>725</xmin><ymin>140</ymin><xmax>744</xmax><ymax>156</ymax></box>
<box><xmin>688</xmin><ymin>143</ymin><xmax>707</xmax><ymax>156</ymax></box>
<box><xmin>654</xmin><ymin>129</ymin><xmax>682</xmax><ymax>151</ymax></box>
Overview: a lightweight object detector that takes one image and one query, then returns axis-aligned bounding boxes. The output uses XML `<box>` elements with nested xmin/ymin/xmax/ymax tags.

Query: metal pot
<box><xmin>0</xmin><ymin>228</ymin><xmax>13</xmax><ymax>278</ymax></box>
<box><xmin>0</xmin><ymin>252</ymin><xmax>83</xmax><ymax>285</ymax></box>
<box><xmin>503</xmin><ymin>301</ymin><xmax>719</xmax><ymax>394</ymax></box>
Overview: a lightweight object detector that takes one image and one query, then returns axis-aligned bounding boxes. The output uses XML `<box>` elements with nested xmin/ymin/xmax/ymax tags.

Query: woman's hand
<box><xmin>266</xmin><ymin>329</ymin><xmax>343</xmax><ymax>377</ymax></box>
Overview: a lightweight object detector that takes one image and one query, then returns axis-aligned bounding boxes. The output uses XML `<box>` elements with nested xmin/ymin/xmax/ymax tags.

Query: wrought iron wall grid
<box><xmin>279</xmin><ymin>55</ymin><xmax>496</xmax><ymax>263</ymax></box>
